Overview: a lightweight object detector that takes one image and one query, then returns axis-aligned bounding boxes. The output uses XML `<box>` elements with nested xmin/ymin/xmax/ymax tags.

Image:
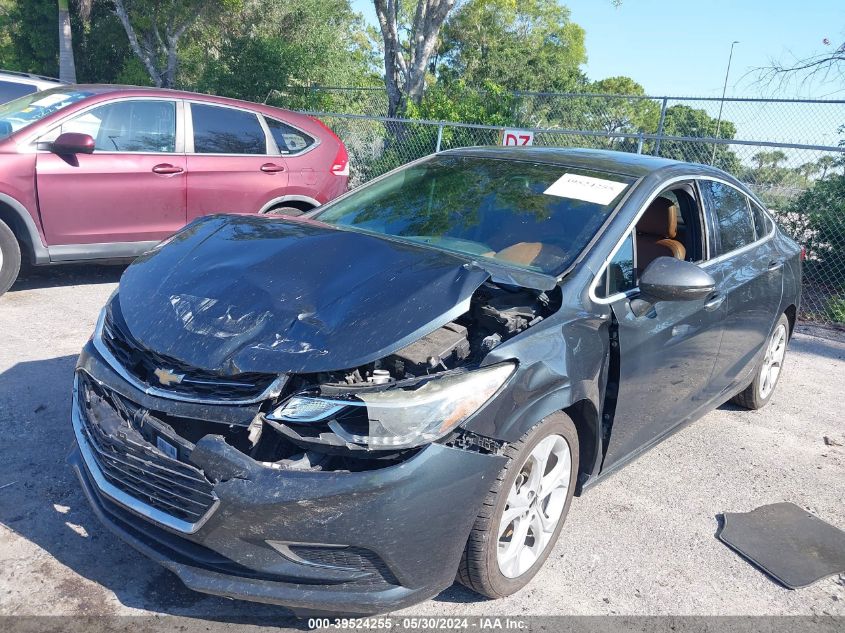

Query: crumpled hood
<box><xmin>117</xmin><ymin>215</ymin><xmax>491</xmax><ymax>374</ymax></box>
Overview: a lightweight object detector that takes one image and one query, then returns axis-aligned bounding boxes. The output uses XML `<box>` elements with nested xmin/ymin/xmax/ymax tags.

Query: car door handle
<box><xmin>768</xmin><ymin>260</ymin><xmax>783</xmax><ymax>271</ymax></box>
<box><xmin>152</xmin><ymin>163</ymin><xmax>184</xmax><ymax>175</ymax></box>
<box><xmin>260</xmin><ymin>163</ymin><xmax>285</xmax><ymax>173</ymax></box>
<box><xmin>704</xmin><ymin>293</ymin><xmax>725</xmax><ymax>311</ymax></box>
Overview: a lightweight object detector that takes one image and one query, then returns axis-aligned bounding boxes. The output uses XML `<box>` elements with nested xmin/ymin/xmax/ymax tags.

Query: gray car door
<box><xmin>697</xmin><ymin>179</ymin><xmax>783</xmax><ymax>397</ymax></box>
<box><xmin>597</xmin><ymin>183</ymin><xmax>727</xmax><ymax>470</ymax></box>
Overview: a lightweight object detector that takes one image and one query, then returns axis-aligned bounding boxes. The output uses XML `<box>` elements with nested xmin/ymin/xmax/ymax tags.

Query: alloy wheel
<box><xmin>759</xmin><ymin>323</ymin><xmax>787</xmax><ymax>399</ymax></box>
<box><xmin>497</xmin><ymin>434</ymin><xmax>571</xmax><ymax>579</ymax></box>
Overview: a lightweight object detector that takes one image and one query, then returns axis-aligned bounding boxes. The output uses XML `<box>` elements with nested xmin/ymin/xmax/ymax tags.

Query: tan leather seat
<box><xmin>494</xmin><ymin>242</ymin><xmax>568</xmax><ymax>270</ymax></box>
<box><xmin>636</xmin><ymin>197</ymin><xmax>686</xmax><ymax>271</ymax></box>
<box><xmin>495</xmin><ymin>242</ymin><xmax>543</xmax><ymax>266</ymax></box>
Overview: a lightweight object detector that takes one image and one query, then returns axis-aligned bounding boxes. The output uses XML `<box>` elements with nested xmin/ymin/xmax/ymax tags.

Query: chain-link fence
<box><xmin>288</xmin><ymin>89</ymin><xmax>845</xmax><ymax>328</ymax></box>
<box><xmin>279</xmin><ymin>86</ymin><xmax>845</xmax><ymax>144</ymax></box>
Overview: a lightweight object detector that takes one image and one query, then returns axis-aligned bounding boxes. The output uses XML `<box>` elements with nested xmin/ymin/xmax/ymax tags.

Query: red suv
<box><xmin>0</xmin><ymin>85</ymin><xmax>349</xmax><ymax>295</ymax></box>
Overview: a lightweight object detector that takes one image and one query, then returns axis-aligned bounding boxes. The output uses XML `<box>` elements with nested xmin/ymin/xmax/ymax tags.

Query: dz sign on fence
<box><xmin>501</xmin><ymin>129</ymin><xmax>534</xmax><ymax>146</ymax></box>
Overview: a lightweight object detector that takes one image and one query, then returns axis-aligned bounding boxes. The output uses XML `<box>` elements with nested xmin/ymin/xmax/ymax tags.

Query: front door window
<box><xmin>62</xmin><ymin>100</ymin><xmax>176</xmax><ymax>153</ymax></box>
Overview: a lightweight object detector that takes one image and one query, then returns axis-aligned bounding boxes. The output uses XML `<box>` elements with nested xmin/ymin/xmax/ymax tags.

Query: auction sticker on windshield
<box><xmin>544</xmin><ymin>173</ymin><xmax>627</xmax><ymax>204</ymax></box>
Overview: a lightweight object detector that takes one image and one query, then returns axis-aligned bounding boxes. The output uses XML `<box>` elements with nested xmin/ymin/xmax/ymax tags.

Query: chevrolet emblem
<box><xmin>153</xmin><ymin>367</ymin><xmax>185</xmax><ymax>387</ymax></box>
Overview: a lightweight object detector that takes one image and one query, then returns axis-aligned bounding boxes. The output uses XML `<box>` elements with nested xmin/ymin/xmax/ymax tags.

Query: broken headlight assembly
<box><xmin>267</xmin><ymin>362</ymin><xmax>515</xmax><ymax>450</ymax></box>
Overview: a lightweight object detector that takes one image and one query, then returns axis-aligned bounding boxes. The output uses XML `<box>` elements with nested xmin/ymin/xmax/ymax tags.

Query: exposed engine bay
<box><xmin>249</xmin><ymin>281</ymin><xmax>561</xmax><ymax>466</ymax></box>
<box><xmin>85</xmin><ymin>281</ymin><xmax>560</xmax><ymax>478</ymax></box>
<box><xmin>297</xmin><ymin>281</ymin><xmax>557</xmax><ymax>387</ymax></box>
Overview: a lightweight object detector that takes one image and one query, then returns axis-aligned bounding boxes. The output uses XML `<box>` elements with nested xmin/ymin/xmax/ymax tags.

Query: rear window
<box><xmin>191</xmin><ymin>103</ymin><xmax>265</xmax><ymax>154</ymax></box>
<box><xmin>313</xmin><ymin>155</ymin><xmax>634</xmax><ymax>275</ymax></box>
<box><xmin>265</xmin><ymin>117</ymin><xmax>315</xmax><ymax>153</ymax></box>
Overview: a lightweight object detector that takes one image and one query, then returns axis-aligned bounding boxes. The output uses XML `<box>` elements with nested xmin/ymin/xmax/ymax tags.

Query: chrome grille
<box><xmin>76</xmin><ymin>374</ymin><xmax>217</xmax><ymax>526</ymax></box>
<box><xmin>100</xmin><ymin>301</ymin><xmax>278</xmax><ymax>402</ymax></box>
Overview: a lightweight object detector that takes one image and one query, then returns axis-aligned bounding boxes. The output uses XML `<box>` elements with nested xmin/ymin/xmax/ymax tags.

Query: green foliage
<box><xmin>1</xmin><ymin>0</ymin><xmax>58</xmax><ymax>76</ymax></box>
<box><xmin>190</xmin><ymin>0</ymin><xmax>375</xmax><ymax>101</ymax></box>
<box><xmin>783</xmin><ymin>173</ymin><xmax>845</xmax><ymax>290</ymax></box>
<box><xmin>70</xmin><ymin>0</ymin><xmax>136</xmax><ymax>84</ymax></box>
<box><xmin>439</xmin><ymin>0</ymin><xmax>587</xmax><ymax>92</ymax></box>
<box><xmin>825</xmin><ymin>295</ymin><xmax>845</xmax><ymax>323</ymax></box>
<box><xmin>114</xmin><ymin>55</ymin><xmax>153</xmax><ymax>86</ymax></box>
<box><xmin>587</xmin><ymin>76</ymin><xmax>659</xmax><ymax>134</ymax></box>
<box><xmin>658</xmin><ymin>104</ymin><xmax>740</xmax><ymax>173</ymax></box>
<box><xmin>407</xmin><ymin>80</ymin><xmax>516</xmax><ymax>125</ymax></box>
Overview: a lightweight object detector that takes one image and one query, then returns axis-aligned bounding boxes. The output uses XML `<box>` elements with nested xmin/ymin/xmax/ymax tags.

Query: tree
<box><xmin>70</xmin><ymin>0</ymin><xmax>139</xmax><ymax>84</ymax></box>
<box><xmin>796</xmin><ymin>160</ymin><xmax>819</xmax><ymax>185</ymax></box>
<box><xmin>373</xmin><ymin>0</ymin><xmax>456</xmax><ymax>118</ymax></box>
<box><xmin>57</xmin><ymin>0</ymin><xmax>76</xmax><ymax>81</ymax></box>
<box><xmin>194</xmin><ymin>0</ymin><xmax>374</xmax><ymax>104</ymax></box>
<box><xmin>3</xmin><ymin>0</ymin><xmax>58</xmax><ymax>76</ymax></box>
<box><xmin>658</xmin><ymin>104</ymin><xmax>739</xmax><ymax>172</ymax></box>
<box><xmin>762</xmin><ymin>37</ymin><xmax>845</xmax><ymax>88</ymax></box>
<box><xmin>438</xmin><ymin>0</ymin><xmax>586</xmax><ymax>92</ymax></box>
<box><xmin>816</xmin><ymin>155</ymin><xmax>842</xmax><ymax>179</ymax></box>
<box><xmin>783</xmin><ymin>174</ymin><xmax>845</xmax><ymax>293</ymax></box>
<box><xmin>110</xmin><ymin>0</ymin><xmax>237</xmax><ymax>88</ymax></box>
<box><xmin>751</xmin><ymin>150</ymin><xmax>787</xmax><ymax>171</ymax></box>
<box><xmin>588</xmin><ymin>76</ymin><xmax>659</xmax><ymax>136</ymax></box>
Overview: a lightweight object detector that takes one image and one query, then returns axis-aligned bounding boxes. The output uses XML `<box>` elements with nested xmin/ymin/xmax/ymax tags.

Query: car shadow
<box><xmin>0</xmin><ymin>355</ymin><xmax>473</xmax><ymax>621</ymax></box>
<box><xmin>10</xmin><ymin>263</ymin><xmax>127</xmax><ymax>292</ymax></box>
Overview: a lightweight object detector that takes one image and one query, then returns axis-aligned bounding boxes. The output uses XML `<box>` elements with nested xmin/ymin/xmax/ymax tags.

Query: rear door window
<box><xmin>700</xmin><ymin>180</ymin><xmax>756</xmax><ymax>255</ymax></box>
<box><xmin>191</xmin><ymin>103</ymin><xmax>266</xmax><ymax>154</ymax></box>
<box><xmin>265</xmin><ymin>117</ymin><xmax>315</xmax><ymax>154</ymax></box>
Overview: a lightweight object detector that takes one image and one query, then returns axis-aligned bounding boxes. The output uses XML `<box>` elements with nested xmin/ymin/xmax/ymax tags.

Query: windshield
<box><xmin>0</xmin><ymin>88</ymin><xmax>92</xmax><ymax>140</ymax></box>
<box><xmin>313</xmin><ymin>155</ymin><xmax>634</xmax><ymax>275</ymax></box>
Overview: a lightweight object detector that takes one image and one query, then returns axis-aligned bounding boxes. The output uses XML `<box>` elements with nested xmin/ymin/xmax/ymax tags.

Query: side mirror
<box><xmin>51</xmin><ymin>132</ymin><xmax>95</xmax><ymax>155</ymax></box>
<box><xmin>639</xmin><ymin>256</ymin><xmax>716</xmax><ymax>302</ymax></box>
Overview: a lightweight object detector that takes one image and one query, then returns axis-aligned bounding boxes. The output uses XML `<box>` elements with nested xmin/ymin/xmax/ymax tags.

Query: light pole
<box><xmin>711</xmin><ymin>40</ymin><xmax>739</xmax><ymax>165</ymax></box>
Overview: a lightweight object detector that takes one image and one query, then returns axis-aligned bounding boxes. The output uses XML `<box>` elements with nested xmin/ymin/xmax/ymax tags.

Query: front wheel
<box><xmin>458</xmin><ymin>413</ymin><xmax>578</xmax><ymax>598</ymax></box>
<box><xmin>0</xmin><ymin>220</ymin><xmax>21</xmax><ymax>297</ymax></box>
<box><xmin>731</xmin><ymin>313</ymin><xmax>791</xmax><ymax>410</ymax></box>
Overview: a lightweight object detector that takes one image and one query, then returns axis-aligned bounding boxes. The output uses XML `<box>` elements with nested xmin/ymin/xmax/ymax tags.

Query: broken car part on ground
<box><xmin>69</xmin><ymin>148</ymin><xmax>802</xmax><ymax>614</ymax></box>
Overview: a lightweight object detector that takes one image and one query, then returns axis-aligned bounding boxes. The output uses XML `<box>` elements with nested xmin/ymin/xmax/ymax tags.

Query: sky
<box><xmin>351</xmin><ymin>0</ymin><xmax>843</xmax><ymax>98</ymax></box>
<box><xmin>350</xmin><ymin>0</ymin><xmax>844</xmax><ymax>145</ymax></box>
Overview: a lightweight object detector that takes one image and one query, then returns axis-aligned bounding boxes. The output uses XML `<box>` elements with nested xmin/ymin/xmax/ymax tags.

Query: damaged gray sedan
<box><xmin>70</xmin><ymin>147</ymin><xmax>802</xmax><ymax>614</ymax></box>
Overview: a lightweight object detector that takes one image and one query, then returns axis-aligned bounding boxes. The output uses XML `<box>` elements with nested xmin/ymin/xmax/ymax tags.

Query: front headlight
<box><xmin>267</xmin><ymin>362</ymin><xmax>515</xmax><ymax>449</ymax></box>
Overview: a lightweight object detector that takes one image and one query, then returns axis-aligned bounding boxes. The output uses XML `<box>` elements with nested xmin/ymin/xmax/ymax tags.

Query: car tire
<box><xmin>731</xmin><ymin>313</ymin><xmax>791</xmax><ymax>410</ymax></box>
<box><xmin>0</xmin><ymin>220</ymin><xmax>21</xmax><ymax>297</ymax></box>
<box><xmin>457</xmin><ymin>412</ymin><xmax>578</xmax><ymax>598</ymax></box>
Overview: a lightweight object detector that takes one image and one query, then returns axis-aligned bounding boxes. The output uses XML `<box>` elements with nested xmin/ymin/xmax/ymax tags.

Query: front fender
<box><xmin>464</xmin><ymin>310</ymin><xmax>610</xmax><ymax>446</ymax></box>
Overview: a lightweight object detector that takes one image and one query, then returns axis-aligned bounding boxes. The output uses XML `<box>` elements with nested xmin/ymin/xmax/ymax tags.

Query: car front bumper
<box><xmin>69</xmin><ymin>344</ymin><xmax>507</xmax><ymax>614</ymax></box>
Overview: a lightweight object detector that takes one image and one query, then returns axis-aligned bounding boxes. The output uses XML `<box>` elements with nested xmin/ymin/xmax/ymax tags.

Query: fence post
<box><xmin>637</xmin><ymin>133</ymin><xmax>644</xmax><ymax>154</ymax></box>
<box><xmin>436</xmin><ymin>124</ymin><xmax>444</xmax><ymax>152</ymax></box>
<box><xmin>654</xmin><ymin>97</ymin><xmax>668</xmax><ymax>156</ymax></box>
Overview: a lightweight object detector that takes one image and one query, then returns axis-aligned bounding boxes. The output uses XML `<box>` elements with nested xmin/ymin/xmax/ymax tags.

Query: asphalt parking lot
<box><xmin>0</xmin><ymin>264</ymin><xmax>843</xmax><ymax>619</ymax></box>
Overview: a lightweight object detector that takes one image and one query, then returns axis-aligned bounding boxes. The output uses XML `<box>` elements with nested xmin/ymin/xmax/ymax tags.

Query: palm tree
<box><xmin>816</xmin><ymin>155</ymin><xmax>838</xmax><ymax>179</ymax></box>
<box><xmin>57</xmin><ymin>0</ymin><xmax>91</xmax><ymax>83</ymax></box>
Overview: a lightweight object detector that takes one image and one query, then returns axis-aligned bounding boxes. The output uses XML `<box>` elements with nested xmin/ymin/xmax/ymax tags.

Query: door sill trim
<box><xmin>48</xmin><ymin>241</ymin><xmax>159</xmax><ymax>262</ymax></box>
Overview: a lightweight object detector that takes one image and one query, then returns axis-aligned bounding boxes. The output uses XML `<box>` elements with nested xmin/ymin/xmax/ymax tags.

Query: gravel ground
<box><xmin>0</xmin><ymin>263</ymin><xmax>843</xmax><ymax>619</ymax></box>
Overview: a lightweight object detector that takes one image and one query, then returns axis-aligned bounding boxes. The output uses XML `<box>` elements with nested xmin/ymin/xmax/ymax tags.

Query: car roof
<box><xmin>58</xmin><ymin>84</ymin><xmax>283</xmax><ymax>109</ymax></box>
<box><xmin>441</xmin><ymin>146</ymin><xmax>689</xmax><ymax>178</ymax></box>
<box><xmin>0</xmin><ymin>70</ymin><xmax>64</xmax><ymax>87</ymax></box>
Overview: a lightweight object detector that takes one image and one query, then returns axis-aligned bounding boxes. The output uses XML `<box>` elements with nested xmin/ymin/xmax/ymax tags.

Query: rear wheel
<box><xmin>0</xmin><ymin>220</ymin><xmax>21</xmax><ymax>297</ymax></box>
<box><xmin>458</xmin><ymin>413</ymin><xmax>578</xmax><ymax>598</ymax></box>
<box><xmin>731</xmin><ymin>313</ymin><xmax>790</xmax><ymax>410</ymax></box>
